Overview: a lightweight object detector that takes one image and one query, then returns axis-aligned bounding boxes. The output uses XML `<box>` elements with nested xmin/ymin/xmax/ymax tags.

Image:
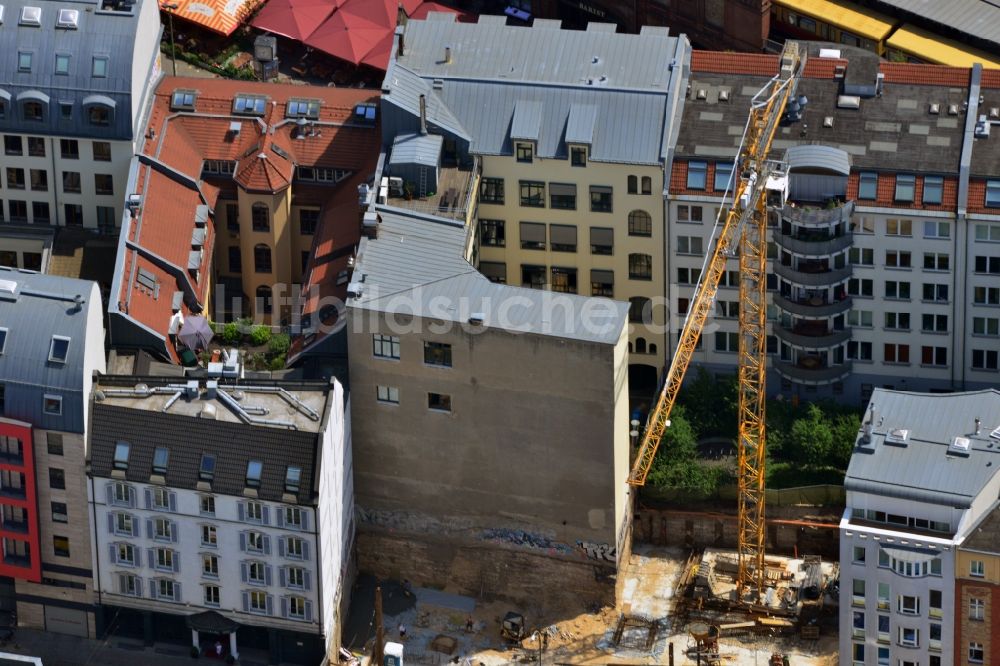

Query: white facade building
<box><xmin>839</xmin><ymin>389</ymin><xmax>1000</xmax><ymax>666</ymax></box>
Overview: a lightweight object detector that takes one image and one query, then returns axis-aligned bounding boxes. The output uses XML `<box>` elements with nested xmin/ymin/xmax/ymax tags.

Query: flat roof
<box><xmin>773</xmin><ymin>0</ymin><xmax>895</xmax><ymax>41</ymax></box>
<box><xmin>873</xmin><ymin>0</ymin><xmax>1000</xmax><ymax>51</ymax></box>
<box><xmin>886</xmin><ymin>24</ymin><xmax>1000</xmax><ymax>69</ymax></box>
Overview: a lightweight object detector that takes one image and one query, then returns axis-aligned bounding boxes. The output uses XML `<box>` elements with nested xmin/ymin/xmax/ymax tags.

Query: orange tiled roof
<box><xmin>879</xmin><ymin>62</ymin><xmax>970</xmax><ymax>87</ymax></box>
<box><xmin>690</xmin><ymin>50</ymin><xmax>779</xmax><ymax>77</ymax></box>
<box><xmin>844</xmin><ymin>172</ymin><xmax>958</xmax><ymax>211</ymax></box>
<box><xmin>803</xmin><ymin>57</ymin><xmax>847</xmax><ymax>80</ymax></box>
<box><xmin>981</xmin><ymin>69</ymin><xmax>1000</xmax><ymax>89</ymax></box>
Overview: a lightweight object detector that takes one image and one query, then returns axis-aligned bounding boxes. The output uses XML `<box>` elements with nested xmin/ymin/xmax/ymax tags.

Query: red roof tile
<box><xmin>879</xmin><ymin>62</ymin><xmax>970</xmax><ymax>87</ymax></box>
<box><xmin>691</xmin><ymin>50</ymin><xmax>779</xmax><ymax>76</ymax></box>
<box><xmin>803</xmin><ymin>57</ymin><xmax>847</xmax><ymax>80</ymax></box>
<box><xmin>981</xmin><ymin>69</ymin><xmax>1000</xmax><ymax>90</ymax></box>
<box><xmin>845</xmin><ymin>172</ymin><xmax>958</xmax><ymax>211</ymax></box>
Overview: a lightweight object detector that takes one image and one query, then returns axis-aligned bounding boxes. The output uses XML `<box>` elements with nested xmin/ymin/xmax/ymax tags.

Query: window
<box><xmin>520</xmin><ymin>222</ymin><xmax>546</xmax><ymax>250</ymax></box>
<box><xmin>18</xmin><ymin>51</ymin><xmax>33</xmax><ymax>72</ymax></box>
<box><xmin>243</xmin><ymin>501</ymin><xmax>263</xmax><ymax>523</ymax></box>
<box><xmin>428</xmin><ymin>393</ymin><xmax>451</xmax><ymax>412</ymax></box>
<box><xmin>285</xmin><ymin>566</ymin><xmax>306</xmax><ymax>589</ymax></box>
<box><xmin>249</xmin><ymin>590</ymin><xmax>268</xmax><ymax>614</ymax></box>
<box><xmin>115</xmin><ymin>542</ymin><xmax>135</xmax><ymax>565</ymax></box>
<box><xmin>227</xmin><ymin>247</ymin><xmax>241</xmax><ymax>273</ymax></box>
<box><xmin>627</xmin><ymin>175</ymin><xmax>638</xmax><ymax>194</ymax></box>
<box><xmin>859</xmin><ymin>172</ymin><xmax>877</xmax><ymax>199</ymax></box>
<box><xmin>975</xmin><ymin>255</ymin><xmax>1000</xmax><ymax>274</ymax></box>
<box><xmin>53</xmin><ymin>535</ymin><xmax>70</xmax><ymax>557</ymax></box>
<box><xmin>233</xmin><ymin>94</ymin><xmax>267</xmax><ymax>115</ymax></box>
<box><xmin>423</xmin><ymin>341</ymin><xmax>452</xmax><ymax>367</ymax></box>
<box><xmin>88</xmin><ymin>55</ymin><xmax>109</xmax><ymax>78</ymax></box>
<box><xmin>687</xmin><ymin>161</ymin><xmax>707</xmax><ymax>189</ymax></box>
<box><xmin>479</xmin><ymin>219</ymin><xmax>505</xmax><ymax>247</ymax></box>
<box><xmin>715</xmin><ymin>331</ymin><xmax>739</xmax><ymax>353</ymax></box>
<box><xmin>886</xmin><ymin>219</ymin><xmax>912</xmax><ymax>236</ymax></box>
<box><xmin>877</xmin><ymin>583</ymin><xmax>890</xmax><ymax>610</ymax></box>
<box><xmin>848</xmin><ymin>310</ymin><xmax>873</xmax><ymax>327</ymax></box>
<box><xmin>111</xmin><ymin>482</ymin><xmax>131</xmax><ymax>505</ymax></box>
<box><xmin>929</xmin><ymin>589</ymin><xmax>942</xmax><ymax>617</ymax></box>
<box><xmin>571</xmin><ymin>146</ymin><xmax>586</xmax><ymax>167</ymax></box>
<box><xmin>256</xmin><ymin>286</ymin><xmax>272</xmax><ymax>315</ymax></box>
<box><xmin>970</xmin><ymin>643</ymin><xmax>985</xmax><ymax>663</ymax></box>
<box><xmin>550</xmin><ymin>267</ymin><xmax>577</xmax><ymax>293</ymax></box>
<box><xmin>201</xmin><ymin>554</ymin><xmax>220</xmax><ymax>579</ymax></box>
<box><xmin>4</xmin><ymin>137</ymin><xmax>22</xmax><ymax>156</ymax></box>
<box><xmin>284</xmin><ymin>507</ymin><xmax>303</xmax><ymax>528</ymax></box>
<box><xmin>377</xmin><ymin>385</ymin><xmax>399</xmax><ymax>404</ymax></box>
<box><xmin>519</xmin><ymin>181</ymin><xmax>545</xmax><ymax>207</ymax></box>
<box><xmin>88</xmin><ymin>104</ymin><xmax>111</xmax><ymax>126</ymax></box>
<box><xmin>154</xmin><ymin>548</ymin><xmax>175</xmax><ymax>571</ymax></box>
<box><xmin>714</xmin><ymin>162</ymin><xmax>734</xmax><ymax>191</ymax></box>
<box><xmin>976</xmin><ymin>223</ymin><xmax>1000</xmax><ymax>242</ymax></box>
<box><xmin>590</xmin><ymin>186</ymin><xmax>613</xmax><ymax>212</ymax></box>
<box><xmin>678</xmin><ymin>267</ymin><xmax>701</xmax><ymax>285</ymax></box>
<box><xmin>852</xmin><ymin>546</ymin><xmax>866</xmax><ymax>563</ymax></box>
<box><xmin>522</xmin><ymin>264</ymin><xmax>546</xmax><ymax>289</ymax></box>
<box><xmin>515</xmin><ymin>142</ymin><xmax>533</xmax><ymax>163</ymax></box>
<box><xmin>154</xmin><ymin>518</ymin><xmax>173</xmax><ymax>541</ymax></box>
<box><xmin>987</xmin><ymin>180</ymin><xmax>1000</xmax><ymax>207</ymax></box>
<box><xmin>895</xmin><ymin>174</ymin><xmax>915</xmax><ymax>201</ymax></box>
<box><xmin>199</xmin><ymin>454</ymin><xmax>216</xmax><ymax>482</ymax></box>
<box><xmin>58</xmin><ymin>102</ymin><xmax>72</xmax><ymax>120</ymax></box>
<box><xmin>297</xmin><ymin>208</ymin><xmax>318</xmax><ymax>235</ymax></box>
<box><xmin>972</xmin><ymin>559</ymin><xmax>986</xmax><ymax>577</ymax></box>
<box><xmin>62</xmin><ymin>171</ymin><xmax>81</xmax><ymax>193</ymax></box>
<box><xmin>885</xmin><ymin>250</ymin><xmax>911</xmax><ymax>268</ymax></box>
<box><xmin>590</xmin><ymin>227</ymin><xmax>613</xmax><ymax>255</ymax></box>
<box><xmin>923</xmin><ymin>283</ymin><xmax>949</xmax><ymax>302</ymax></box>
<box><xmin>884</xmin><ymin>312</ymin><xmax>910</xmax><ymax>330</ymax></box>
<box><xmin>113</xmin><ymin>441</ymin><xmax>129</xmax><ymax>470</ymax></box>
<box><xmin>204</xmin><ymin>585</ymin><xmax>220</xmax><ymax>606</ymax></box>
<box><xmin>5</xmin><ymin>169</ymin><xmax>24</xmax><ymax>190</ymax></box>
<box><xmin>898</xmin><ymin>626</ymin><xmax>919</xmax><ymax>647</ymax></box>
<box><xmin>848</xmin><ymin>278</ymin><xmax>873</xmax><ymax>297</ymax></box>
<box><xmin>921</xmin><ymin>346</ymin><xmax>947</xmax><ymax>366</ymax></box>
<box><xmin>627</xmin><ymin>210</ymin><xmax>653</xmax><ymax>237</ymax></box>
<box><xmin>24</xmin><ymin>137</ymin><xmax>43</xmax><ymax>158</ymax></box>
<box><xmin>245</xmin><ymin>531</ymin><xmax>265</xmax><ymax>553</ymax></box>
<box><xmin>973</xmin><ymin>317</ymin><xmax>999</xmax><ymax>336</ymax></box>
<box><xmin>922</xmin><ymin>314</ymin><xmax>948</xmax><ymax>332</ymax></box>
<box><xmin>629</xmin><ymin>253</ymin><xmax>652</xmax><ymax>280</ymax></box>
<box><xmin>884</xmin><ymin>280</ymin><xmax>910</xmax><ymax>299</ymax></box>
<box><xmin>46</xmin><ymin>433</ymin><xmax>63</xmax><ymax>456</ymax></box>
<box><xmin>43</xmin><ymin>395</ymin><xmax>62</xmax><ymax>416</ymax></box>
<box><xmin>849</xmin><ymin>247</ymin><xmax>874</xmax><ymax>265</ymax></box>
<box><xmin>970</xmin><ymin>597</ymin><xmax>984</xmax><ymax>620</ymax></box>
<box><xmin>54</xmin><ymin>54</ymin><xmax>71</xmax><ymax>75</ymax></box>
<box><xmin>285</xmin><ymin>467</ymin><xmax>301</xmax><ymax>494</ymax></box>
<box><xmin>877</xmin><ymin>647</ymin><xmax>889</xmax><ymax>666</ymax></box>
<box><xmin>254</xmin><ymin>244</ymin><xmax>272</xmax><ymax>273</ymax></box>
<box><xmin>153</xmin><ymin>487</ymin><xmax>171</xmax><ymax>510</ymax></box>
<box><xmin>973</xmin><ymin>349</ymin><xmax>999</xmax><ymax>370</ymax></box>
<box><xmin>246</xmin><ymin>460</ymin><xmax>263</xmax><ymax>488</ymax></box>
<box><xmin>373</xmin><ymin>334</ymin><xmax>400</xmax><ymax>359</ymax></box>
<box><xmin>677</xmin><ymin>236</ymin><xmax>703</xmax><ymax>255</ymax></box>
<box><xmin>23</xmin><ymin>100</ymin><xmax>44</xmax><ymax>120</ymax></box>
<box><xmin>247</xmin><ymin>560</ymin><xmax>267</xmax><ymax>585</ymax></box>
<box><xmin>157</xmin><ymin>578</ymin><xmax>176</xmax><ymax>601</ymax></box>
<box><xmin>922</xmin><ymin>252</ymin><xmax>949</xmax><ymax>271</ymax></box>
<box><xmin>480</xmin><ymin>178</ymin><xmax>504</xmax><ymax>204</ymax></box>
<box><xmin>195</xmin><ymin>497</ymin><xmax>214</xmax><ymax>519</ymax></box>
<box><xmin>884</xmin><ymin>344</ymin><xmax>909</xmax><ymax>364</ymax></box>
<box><xmin>284</xmin><ymin>536</ymin><xmax>305</xmax><ymax>559</ymax></box>
<box><xmin>150</xmin><ymin>447</ymin><xmax>169</xmax><ymax>475</ymax></box>
<box><xmin>51</xmin><ymin>502</ymin><xmax>67</xmax><ymax>523</ymax></box>
<box><xmin>251</xmin><ymin>203</ymin><xmax>269</xmax><ymax>232</ymax></box>
<box><xmin>119</xmin><ymin>573</ymin><xmax>139</xmax><ymax>596</ymax></box>
<box><xmin>549</xmin><ymin>183</ymin><xmax>576</xmax><ymax>210</ymax></box>
<box><xmin>114</xmin><ymin>512</ymin><xmax>134</xmax><ymax>536</ymax></box>
<box><xmin>677</xmin><ymin>204</ymin><xmax>704</xmax><ymax>223</ymax></box>
<box><xmin>974</xmin><ymin>286</ymin><xmax>1000</xmax><ymax>304</ymax></box>
<box><xmin>60</xmin><ymin>139</ymin><xmax>79</xmax><ymax>159</ymax></box>
<box><xmin>589</xmin><ymin>269</ymin><xmax>614</xmax><ymax>297</ymax></box>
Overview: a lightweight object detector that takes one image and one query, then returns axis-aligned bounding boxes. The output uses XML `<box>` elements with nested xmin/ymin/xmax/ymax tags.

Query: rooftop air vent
<box><xmin>199</xmin><ymin>403</ymin><xmax>218</xmax><ymax>420</ymax></box>
<box><xmin>948</xmin><ymin>436</ymin><xmax>971</xmax><ymax>457</ymax></box>
<box><xmin>948</xmin><ymin>104</ymin><xmax>959</xmax><ymax>115</ymax></box>
<box><xmin>834</xmin><ymin>65</ymin><xmax>846</xmax><ymax>78</ymax></box>
<box><xmin>975</xmin><ymin>115</ymin><xmax>991</xmax><ymax>138</ymax></box>
<box><xmin>696</xmin><ymin>89</ymin><xmax>707</xmax><ymax>100</ymax></box>
<box><xmin>56</xmin><ymin>8</ymin><xmax>78</xmax><ymax>28</ymax></box>
<box><xmin>991</xmin><ymin>107</ymin><xmax>1000</xmax><ymax>120</ymax></box>
<box><xmin>929</xmin><ymin>103</ymin><xmax>940</xmax><ymax>115</ymax></box>
<box><xmin>823</xmin><ymin>116</ymin><xmax>834</xmax><ymax>128</ymax></box>
<box><xmin>719</xmin><ymin>89</ymin><xmax>730</xmax><ymax>102</ymax></box>
<box><xmin>837</xmin><ymin>95</ymin><xmax>861</xmax><ymax>110</ymax></box>
<box><xmin>885</xmin><ymin>428</ymin><xmax>910</xmax><ymax>446</ymax></box>
<box><xmin>19</xmin><ymin>5</ymin><xmax>40</xmax><ymax>25</ymax></box>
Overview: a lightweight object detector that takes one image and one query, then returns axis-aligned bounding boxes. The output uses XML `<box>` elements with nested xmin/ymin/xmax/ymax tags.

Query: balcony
<box><xmin>775</xmin><ymin>359</ymin><xmax>852</xmax><ymax>385</ymax></box>
<box><xmin>774</xmin><ymin>324</ymin><xmax>851</xmax><ymax>349</ymax></box>
<box><xmin>774</xmin><ymin>262</ymin><xmax>852</xmax><ymax>287</ymax></box>
<box><xmin>781</xmin><ymin>200</ymin><xmax>854</xmax><ymax>227</ymax></box>
<box><xmin>773</xmin><ymin>293</ymin><xmax>852</xmax><ymax>318</ymax></box>
<box><xmin>773</xmin><ymin>230</ymin><xmax>853</xmax><ymax>255</ymax></box>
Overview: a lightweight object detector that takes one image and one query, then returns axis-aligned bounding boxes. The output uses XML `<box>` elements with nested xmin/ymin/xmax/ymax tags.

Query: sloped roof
<box><xmin>0</xmin><ymin>267</ymin><xmax>101</xmax><ymax>433</ymax></box>
<box><xmin>785</xmin><ymin>144</ymin><xmax>851</xmax><ymax>175</ymax></box>
<box><xmin>348</xmin><ymin>207</ymin><xmax>627</xmax><ymax>345</ymax></box>
<box><xmin>845</xmin><ymin>389</ymin><xmax>1000</xmax><ymax>509</ymax></box>
<box><xmin>961</xmin><ymin>501</ymin><xmax>1000</xmax><ymax>553</ymax></box>
<box><xmin>389</xmin><ymin>132</ymin><xmax>442</xmax><ymax>167</ymax></box>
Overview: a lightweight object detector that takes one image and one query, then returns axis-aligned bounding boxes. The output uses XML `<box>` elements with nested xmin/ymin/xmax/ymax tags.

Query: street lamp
<box><xmin>630</xmin><ymin>418</ymin><xmax>641</xmax><ymax>447</ymax></box>
<box><xmin>161</xmin><ymin>3</ymin><xmax>179</xmax><ymax>77</ymax></box>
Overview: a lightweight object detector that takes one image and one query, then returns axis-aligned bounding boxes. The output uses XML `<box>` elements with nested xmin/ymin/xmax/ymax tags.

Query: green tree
<box><xmin>645</xmin><ymin>406</ymin><xmax>720</xmax><ymax>495</ymax></box>
<box><xmin>827</xmin><ymin>412</ymin><xmax>862</xmax><ymax>469</ymax></box>
<box><xmin>680</xmin><ymin>368</ymin><xmax>738</xmax><ymax>438</ymax></box>
<box><xmin>787</xmin><ymin>403</ymin><xmax>834</xmax><ymax>464</ymax></box>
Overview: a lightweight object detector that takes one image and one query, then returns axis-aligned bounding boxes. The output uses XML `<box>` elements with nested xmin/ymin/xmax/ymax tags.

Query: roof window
<box><xmin>233</xmin><ymin>94</ymin><xmax>267</xmax><ymax>115</ymax></box>
<box><xmin>286</xmin><ymin>99</ymin><xmax>319</xmax><ymax>119</ymax></box>
<box><xmin>152</xmin><ymin>447</ymin><xmax>169</xmax><ymax>474</ymax></box>
<box><xmin>895</xmin><ymin>174</ymin><xmax>915</xmax><ymax>202</ymax></box>
<box><xmin>246</xmin><ymin>460</ymin><xmax>263</xmax><ymax>488</ymax></box>
<box><xmin>48</xmin><ymin>335</ymin><xmax>69</xmax><ymax>363</ymax></box>
<box><xmin>113</xmin><ymin>441</ymin><xmax>130</xmax><ymax>470</ymax></box>
<box><xmin>353</xmin><ymin>103</ymin><xmax>377</xmax><ymax>125</ymax></box>
<box><xmin>199</xmin><ymin>453</ymin><xmax>216</xmax><ymax>481</ymax></box>
<box><xmin>170</xmin><ymin>90</ymin><xmax>196</xmax><ymax>111</ymax></box>
<box><xmin>19</xmin><ymin>6</ymin><xmax>40</xmax><ymax>25</ymax></box>
<box><xmin>858</xmin><ymin>172</ymin><xmax>877</xmax><ymax>200</ymax></box>
<box><xmin>56</xmin><ymin>8</ymin><xmax>78</xmax><ymax>28</ymax></box>
<box><xmin>986</xmin><ymin>180</ymin><xmax>1000</xmax><ymax>208</ymax></box>
<box><xmin>0</xmin><ymin>327</ymin><xmax>7</xmax><ymax>354</ymax></box>
<box><xmin>923</xmin><ymin>176</ymin><xmax>943</xmax><ymax>205</ymax></box>
<box><xmin>285</xmin><ymin>466</ymin><xmax>301</xmax><ymax>494</ymax></box>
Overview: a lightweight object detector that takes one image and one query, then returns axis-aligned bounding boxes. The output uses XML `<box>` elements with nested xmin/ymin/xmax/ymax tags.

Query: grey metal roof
<box><xmin>389</xmin><ymin>132</ymin><xmax>442</xmax><ymax>168</ymax></box>
<box><xmin>349</xmin><ymin>207</ymin><xmax>627</xmax><ymax>345</ymax></box>
<box><xmin>0</xmin><ymin>266</ymin><xmax>101</xmax><ymax>434</ymax></box>
<box><xmin>383</xmin><ymin>15</ymin><xmax>688</xmax><ymax>166</ymax></box>
<box><xmin>88</xmin><ymin>378</ymin><xmax>333</xmax><ymax>503</ymax></box>
<box><xmin>845</xmin><ymin>389</ymin><xmax>1000</xmax><ymax>509</ymax></box>
<box><xmin>785</xmin><ymin>144</ymin><xmax>851</xmax><ymax>175</ymax></box>
<box><xmin>0</xmin><ymin>0</ymin><xmax>150</xmax><ymax>140</ymax></box>
<box><xmin>873</xmin><ymin>0</ymin><xmax>1000</xmax><ymax>50</ymax></box>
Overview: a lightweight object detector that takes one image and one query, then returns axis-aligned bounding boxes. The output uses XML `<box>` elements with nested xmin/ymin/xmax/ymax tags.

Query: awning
<box><xmin>549</xmin><ymin>183</ymin><xmax>576</xmax><ymax>196</ymax></box>
<box><xmin>16</xmin><ymin>90</ymin><xmax>50</xmax><ymax>105</ymax></box>
<box><xmin>250</xmin><ymin>0</ymin><xmax>342</xmax><ymax>42</ymax></box>
<box><xmin>549</xmin><ymin>224</ymin><xmax>577</xmax><ymax>246</ymax></box>
<box><xmin>785</xmin><ymin>144</ymin><xmax>850</xmax><ymax>176</ymax></box>
<box><xmin>82</xmin><ymin>94</ymin><xmax>116</xmax><ymax>109</ymax></box>
<box><xmin>590</xmin><ymin>227</ymin><xmax>613</xmax><ymax>246</ymax></box>
<box><xmin>163</xmin><ymin>0</ymin><xmax>263</xmax><ymax>36</ymax></box>
<box><xmin>0</xmin><ymin>88</ymin><xmax>11</xmax><ymax>104</ymax></box>
<box><xmin>591</xmin><ymin>269</ymin><xmax>614</xmax><ymax>284</ymax></box>
<box><xmin>185</xmin><ymin>610</ymin><xmax>239</xmax><ymax>633</ymax></box>
<box><xmin>519</xmin><ymin>222</ymin><xmax>545</xmax><ymax>244</ymax></box>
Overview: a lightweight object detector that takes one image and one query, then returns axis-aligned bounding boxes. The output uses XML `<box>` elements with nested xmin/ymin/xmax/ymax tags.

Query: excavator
<box><xmin>628</xmin><ymin>41</ymin><xmax>806</xmax><ymax>600</ymax></box>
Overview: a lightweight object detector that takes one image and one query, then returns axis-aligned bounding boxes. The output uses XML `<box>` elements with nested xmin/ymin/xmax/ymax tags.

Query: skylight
<box><xmin>885</xmin><ymin>428</ymin><xmax>909</xmax><ymax>446</ymax></box>
<box><xmin>170</xmin><ymin>90</ymin><xmax>196</xmax><ymax>111</ymax></box>
<box><xmin>199</xmin><ymin>453</ymin><xmax>216</xmax><ymax>481</ymax></box>
<box><xmin>56</xmin><ymin>8</ymin><xmax>78</xmax><ymax>28</ymax></box>
<box><xmin>353</xmin><ymin>103</ymin><xmax>377</xmax><ymax>125</ymax></box>
<box><xmin>285</xmin><ymin>466</ymin><xmax>301</xmax><ymax>493</ymax></box>
<box><xmin>19</xmin><ymin>6</ymin><xmax>40</xmax><ymax>25</ymax></box>
<box><xmin>48</xmin><ymin>336</ymin><xmax>70</xmax><ymax>363</ymax></box>
<box><xmin>233</xmin><ymin>94</ymin><xmax>267</xmax><ymax>115</ymax></box>
<box><xmin>246</xmin><ymin>460</ymin><xmax>263</xmax><ymax>488</ymax></box>
<box><xmin>0</xmin><ymin>328</ymin><xmax>7</xmax><ymax>354</ymax></box>
<box><xmin>113</xmin><ymin>441</ymin><xmax>130</xmax><ymax>470</ymax></box>
<box><xmin>286</xmin><ymin>99</ymin><xmax>319</xmax><ymax>119</ymax></box>
<box><xmin>152</xmin><ymin>447</ymin><xmax>169</xmax><ymax>474</ymax></box>
<box><xmin>948</xmin><ymin>436</ymin><xmax>971</xmax><ymax>457</ymax></box>
<box><xmin>990</xmin><ymin>426</ymin><xmax>1000</xmax><ymax>441</ymax></box>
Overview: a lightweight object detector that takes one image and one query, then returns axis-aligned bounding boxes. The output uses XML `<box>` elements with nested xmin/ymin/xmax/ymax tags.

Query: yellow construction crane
<box><xmin>628</xmin><ymin>42</ymin><xmax>806</xmax><ymax>600</ymax></box>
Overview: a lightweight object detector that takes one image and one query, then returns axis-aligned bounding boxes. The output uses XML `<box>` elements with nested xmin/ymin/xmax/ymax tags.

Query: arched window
<box><xmin>253</xmin><ymin>244</ymin><xmax>272</xmax><ymax>273</ymax></box>
<box><xmin>627</xmin><ymin>175</ymin><xmax>638</xmax><ymax>194</ymax></box>
<box><xmin>629</xmin><ymin>297</ymin><xmax>652</xmax><ymax>324</ymax></box>
<box><xmin>649</xmin><ymin>343</ymin><xmax>657</xmax><ymax>355</ymax></box>
<box><xmin>641</xmin><ymin>176</ymin><xmax>652</xmax><ymax>195</ymax></box>
<box><xmin>23</xmin><ymin>101</ymin><xmax>44</xmax><ymax>121</ymax></box>
<box><xmin>87</xmin><ymin>104</ymin><xmax>112</xmax><ymax>126</ymax></box>
<box><xmin>628</xmin><ymin>210</ymin><xmax>652</xmax><ymax>237</ymax></box>
<box><xmin>627</xmin><ymin>342</ymin><xmax>633</xmax><ymax>353</ymax></box>
<box><xmin>251</xmin><ymin>203</ymin><xmax>270</xmax><ymax>232</ymax></box>
<box><xmin>628</xmin><ymin>253</ymin><xmax>652</xmax><ymax>280</ymax></box>
<box><xmin>256</xmin><ymin>285</ymin><xmax>272</xmax><ymax>314</ymax></box>
<box><xmin>635</xmin><ymin>337</ymin><xmax>647</xmax><ymax>354</ymax></box>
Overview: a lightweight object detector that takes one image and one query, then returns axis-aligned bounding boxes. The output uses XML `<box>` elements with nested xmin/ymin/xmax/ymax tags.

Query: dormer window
<box><xmin>48</xmin><ymin>335</ymin><xmax>69</xmax><ymax>362</ymax></box>
<box><xmin>199</xmin><ymin>453</ymin><xmax>215</xmax><ymax>481</ymax></box>
<box><xmin>152</xmin><ymin>447</ymin><xmax>169</xmax><ymax>474</ymax></box>
<box><xmin>285</xmin><ymin>466</ymin><xmax>301</xmax><ymax>494</ymax></box>
<box><xmin>571</xmin><ymin>146</ymin><xmax>587</xmax><ymax>167</ymax></box>
<box><xmin>113</xmin><ymin>441</ymin><xmax>130</xmax><ymax>470</ymax></box>
<box><xmin>286</xmin><ymin>99</ymin><xmax>320</xmax><ymax>119</ymax></box>
<box><xmin>171</xmin><ymin>90</ymin><xmax>196</xmax><ymax>111</ymax></box>
<box><xmin>19</xmin><ymin>6</ymin><xmax>40</xmax><ymax>26</ymax></box>
<box><xmin>516</xmin><ymin>142</ymin><xmax>533</xmax><ymax>163</ymax></box>
<box><xmin>56</xmin><ymin>8</ymin><xmax>78</xmax><ymax>28</ymax></box>
<box><xmin>353</xmin><ymin>103</ymin><xmax>377</xmax><ymax>125</ymax></box>
<box><xmin>246</xmin><ymin>460</ymin><xmax>263</xmax><ymax>488</ymax></box>
<box><xmin>233</xmin><ymin>94</ymin><xmax>267</xmax><ymax>115</ymax></box>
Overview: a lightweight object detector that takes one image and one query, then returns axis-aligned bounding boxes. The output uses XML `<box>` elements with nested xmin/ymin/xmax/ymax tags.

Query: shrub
<box><xmin>250</xmin><ymin>325</ymin><xmax>271</xmax><ymax>346</ymax></box>
<box><xmin>269</xmin><ymin>333</ymin><xmax>290</xmax><ymax>356</ymax></box>
<box><xmin>270</xmin><ymin>355</ymin><xmax>286</xmax><ymax>371</ymax></box>
<box><xmin>221</xmin><ymin>322</ymin><xmax>241</xmax><ymax>345</ymax></box>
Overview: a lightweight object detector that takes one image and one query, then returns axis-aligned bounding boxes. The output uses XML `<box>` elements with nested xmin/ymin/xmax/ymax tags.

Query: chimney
<box><xmin>862</xmin><ymin>421</ymin><xmax>873</xmax><ymax>444</ymax></box>
<box><xmin>397</xmin><ymin>30</ymin><xmax>405</xmax><ymax>57</ymax></box>
<box><xmin>419</xmin><ymin>94</ymin><xmax>427</xmax><ymax>135</ymax></box>
<box><xmin>444</xmin><ymin>46</ymin><xmax>451</xmax><ymax>63</ymax></box>
<box><xmin>976</xmin><ymin>417</ymin><xmax>982</xmax><ymax>435</ymax></box>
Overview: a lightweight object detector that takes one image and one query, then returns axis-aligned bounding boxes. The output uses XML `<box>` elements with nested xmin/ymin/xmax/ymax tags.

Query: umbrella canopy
<box><xmin>305</xmin><ymin>9</ymin><xmax>387</xmax><ymax>64</ymax></box>
<box><xmin>360</xmin><ymin>1</ymin><xmax>470</xmax><ymax>70</ymax></box>
<box><xmin>338</xmin><ymin>0</ymin><xmax>420</xmax><ymax>27</ymax></box>
<box><xmin>251</xmin><ymin>0</ymin><xmax>342</xmax><ymax>41</ymax></box>
<box><xmin>178</xmin><ymin>315</ymin><xmax>214</xmax><ymax>351</ymax></box>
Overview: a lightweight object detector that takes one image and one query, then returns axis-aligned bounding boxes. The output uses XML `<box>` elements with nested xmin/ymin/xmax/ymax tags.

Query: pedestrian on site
<box><xmin>402</xmin><ymin>579</ymin><xmax>413</xmax><ymax>597</ymax></box>
<box><xmin>465</xmin><ymin>616</ymin><xmax>474</xmax><ymax>633</ymax></box>
<box><xmin>398</xmin><ymin>623</ymin><xmax>406</xmax><ymax>639</ymax></box>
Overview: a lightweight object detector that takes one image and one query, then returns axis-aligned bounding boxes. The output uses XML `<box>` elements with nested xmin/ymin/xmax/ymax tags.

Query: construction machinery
<box><xmin>628</xmin><ymin>41</ymin><xmax>806</xmax><ymax>601</ymax></box>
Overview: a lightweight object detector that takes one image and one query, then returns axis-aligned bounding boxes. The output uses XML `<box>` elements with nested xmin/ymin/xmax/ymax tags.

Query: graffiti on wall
<box><xmin>480</xmin><ymin>528</ymin><xmax>576</xmax><ymax>556</ymax></box>
<box><xmin>577</xmin><ymin>540</ymin><xmax>617</xmax><ymax>562</ymax></box>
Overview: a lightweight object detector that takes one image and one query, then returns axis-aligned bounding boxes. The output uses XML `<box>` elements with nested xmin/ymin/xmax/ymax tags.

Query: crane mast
<box><xmin>627</xmin><ymin>42</ymin><xmax>805</xmax><ymax>600</ymax></box>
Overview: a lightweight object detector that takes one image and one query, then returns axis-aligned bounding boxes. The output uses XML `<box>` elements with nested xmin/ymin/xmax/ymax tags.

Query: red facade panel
<box><xmin>0</xmin><ymin>419</ymin><xmax>42</xmax><ymax>583</ymax></box>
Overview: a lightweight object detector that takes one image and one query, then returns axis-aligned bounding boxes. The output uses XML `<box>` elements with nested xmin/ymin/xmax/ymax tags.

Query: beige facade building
<box><xmin>956</xmin><ymin>506</ymin><xmax>1000</xmax><ymax>666</ymax></box>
